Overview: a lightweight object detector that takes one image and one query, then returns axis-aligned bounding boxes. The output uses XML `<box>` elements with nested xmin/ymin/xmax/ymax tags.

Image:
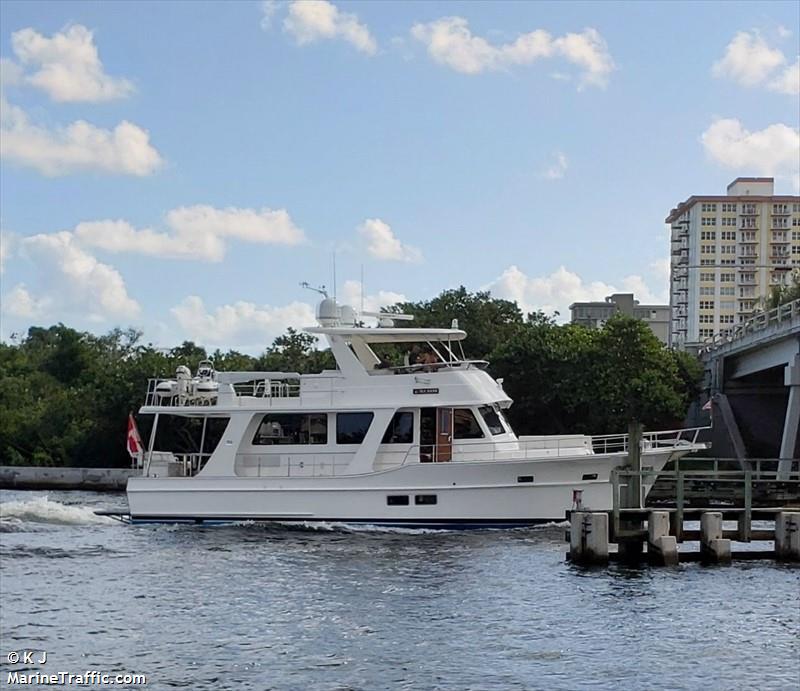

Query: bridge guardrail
<box><xmin>700</xmin><ymin>298</ymin><xmax>800</xmax><ymax>353</ymax></box>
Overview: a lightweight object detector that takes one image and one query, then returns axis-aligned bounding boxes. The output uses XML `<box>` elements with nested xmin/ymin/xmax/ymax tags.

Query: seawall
<box><xmin>0</xmin><ymin>466</ymin><xmax>137</xmax><ymax>491</ymax></box>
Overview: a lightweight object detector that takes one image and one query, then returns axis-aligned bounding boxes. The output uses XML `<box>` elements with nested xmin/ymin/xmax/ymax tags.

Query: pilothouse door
<box><xmin>436</xmin><ymin>408</ymin><xmax>453</xmax><ymax>462</ymax></box>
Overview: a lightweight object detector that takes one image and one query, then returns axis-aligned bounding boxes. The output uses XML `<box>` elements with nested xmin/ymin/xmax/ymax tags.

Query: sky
<box><xmin>1</xmin><ymin>0</ymin><xmax>798</xmax><ymax>352</ymax></box>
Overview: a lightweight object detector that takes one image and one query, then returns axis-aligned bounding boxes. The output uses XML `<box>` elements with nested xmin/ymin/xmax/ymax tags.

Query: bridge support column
<box><xmin>778</xmin><ymin>354</ymin><xmax>800</xmax><ymax>480</ymax></box>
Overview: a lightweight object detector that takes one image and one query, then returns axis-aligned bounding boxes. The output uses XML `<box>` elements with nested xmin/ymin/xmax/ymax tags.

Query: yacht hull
<box><xmin>126</xmin><ymin>450</ymin><xmax>680</xmax><ymax>527</ymax></box>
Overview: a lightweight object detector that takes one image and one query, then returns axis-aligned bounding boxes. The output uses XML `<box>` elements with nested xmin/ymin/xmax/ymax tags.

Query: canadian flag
<box><xmin>127</xmin><ymin>413</ymin><xmax>143</xmax><ymax>465</ymax></box>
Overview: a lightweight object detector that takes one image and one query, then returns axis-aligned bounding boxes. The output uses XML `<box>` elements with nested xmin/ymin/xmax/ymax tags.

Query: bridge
<box><xmin>700</xmin><ymin>299</ymin><xmax>800</xmax><ymax>479</ymax></box>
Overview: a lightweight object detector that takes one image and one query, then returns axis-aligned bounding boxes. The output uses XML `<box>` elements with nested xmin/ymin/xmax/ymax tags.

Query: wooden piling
<box><xmin>775</xmin><ymin>512</ymin><xmax>800</xmax><ymax>561</ymax></box>
<box><xmin>700</xmin><ymin>512</ymin><xmax>731</xmax><ymax>564</ymax></box>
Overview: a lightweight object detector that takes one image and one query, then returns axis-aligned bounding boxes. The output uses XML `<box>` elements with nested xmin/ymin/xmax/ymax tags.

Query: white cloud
<box><xmin>281</xmin><ymin>0</ymin><xmax>377</xmax><ymax>55</ymax></box>
<box><xmin>712</xmin><ymin>31</ymin><xmax>785</xmax><ymax>87</ymax></box>
<box><xmin>0</xmin><ymin>57</ymin><xmax>23</xmax><ymax>86</ymax></box>
<box><xmin>74</xmin><ymin>205</ymin><xmax>305</xmax><ymax>262</ymax></box>
<box><xmin>768</xmin><ymin>58</ymin><xmax>800</xmax><ymax>95</ymax></box>
<box><xmin>410</xmin><ymin>17</ymin><xmax>614</xmax><ymax>88</ymax></box>
<box><xmin>542</xmin><ymin>151</ymin><xmax>568</xmax><ymax>180</ymax></box>
<box><xmin>484</xmin><ymin>264</ymin><xmax>668</xmax><ymax>319</ymax></box>
<box><xmin>700</xmin><ymin>119</ymin><xmax>800</xmax><ymax>181</ymax></box>
<box><xmin>21</xmin><ymin>231</ymin><xmax>140</xmax><ymax>318</ymax></box>
<box><xmin>171</xmin><ymin>296</ymin><xmax>315</xmax><ymax>349</ymax></box>
<box><xmin>3</xmin><ymin>284</ymin><xmax>50</xmax><ymax>318</ymax></box>
<box><xmin>0</xmin><ymin>96</ymin><xmax>163</xmax><ymax>176</ymax></box>
<box><xmin>712</xmin><ymin>30</ymin><xmax>798</xmax><ymax>95</ymax></box>
<box><xmin>9</xmin><ymin>25</ymin><xmax>133</xmax><ymax>102</ymax></box>
<box><xmin>0</xmin><ymin>231</ymin><xmax>15</xmax><ymax>273</ymax></box>
<box><xmin>260</xmin><ymin>1</ymin><xmax>280</xmax><ymax>30</ymax></box>
<box><xmin>358</xmin><ymin>218</ymin><xmax>422</xmax><ymax>263</ymax></box>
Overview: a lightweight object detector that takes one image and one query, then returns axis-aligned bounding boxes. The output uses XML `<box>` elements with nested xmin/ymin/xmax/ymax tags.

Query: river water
<box><xmin>0</xmin><ymin>489</ymin><xmax>798</xmax><ymax>691</ymax></box>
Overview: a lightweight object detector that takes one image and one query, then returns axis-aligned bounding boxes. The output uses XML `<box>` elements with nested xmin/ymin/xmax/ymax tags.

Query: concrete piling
<box><xmin>775</xmin><ymin>512</ymin><xmax>800</xmax><ymax>561</ymax></box>
<box><xmin>648</xmin><ymin>511</ymin><xmax>679</xmax><ymax>566</ymax></box>
<box><xmin>569</xmin><ymin>512</ymin><xmax>609</xmax><ymax>565</ymax></box>
<box><xmin>700</xmin><ymin>512</ymin><xmax>731</xmax><ymax>564</ymax></box>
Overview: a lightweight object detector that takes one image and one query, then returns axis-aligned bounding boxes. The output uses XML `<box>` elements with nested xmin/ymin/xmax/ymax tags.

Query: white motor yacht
<box><xmin>121</xmin><ymin>297</ymin><xmax>706</xmax><ymax>528</ymax></box>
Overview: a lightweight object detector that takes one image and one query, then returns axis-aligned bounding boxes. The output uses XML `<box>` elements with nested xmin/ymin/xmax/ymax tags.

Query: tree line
<box><xmin>0</xmin><ymin>287</ymin><xmax>702</xmax><ymax>467</ymax></box>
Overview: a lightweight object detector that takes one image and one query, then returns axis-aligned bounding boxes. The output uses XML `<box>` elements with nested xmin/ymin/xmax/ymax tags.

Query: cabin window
<box><xmin>517</xmin><ymin>475</ymin><xmax>534</xmax><ymax>483</ymax></box>
<box><xmin>454</xmin><ymin>408</ymin><xmax>484</xmax><ymax>439</ymax></box>
<box><xmin>382</xmin><ymin>411</ymin><xmax>414</xmax><ymax>444</ymax></box>
<box><xmin>387</xmin><ymin>495</ymin><xmax>409</xmax><ymax>506</ymax></box>
<box><xmin>337</xmin><ymin>412</ymin><xmax>374</xmax><ymax>444</ymax></box>
<box><xmin>582</xmin><ymin>473</ymin><xmax>598</xmax><ymax>481</ymax></box>
<box><xmin>479</xmin><ymin>406</ymin><xmax>505</xmax><ymax>435</ymax></box>
<box><xmin>415</xmin><ymin>494</ymin><xmax>437</xmax><ymax>505</ymax></box>
<box><xmin>253</xmin><ymin>413</ymin><xmax>327</xmax><ymax>445</ymax></box>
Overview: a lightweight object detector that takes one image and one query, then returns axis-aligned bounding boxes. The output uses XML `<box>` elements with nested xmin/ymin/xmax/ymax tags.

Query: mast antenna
<box><xmin>332</xmin><ymin>251</ymin><xmax>337</xmax><ymax>302</ymax></box>
<box><xmin>360</xmin><ymin>264</ymin><xmax>365</xmax><ymax>314</ymax></box>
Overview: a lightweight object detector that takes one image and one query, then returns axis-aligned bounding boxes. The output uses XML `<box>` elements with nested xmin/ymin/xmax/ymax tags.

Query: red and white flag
<box><xmin>127</xmin><ymin>413</ymin><xmax>143</xmax><ymax>466</ymax></box>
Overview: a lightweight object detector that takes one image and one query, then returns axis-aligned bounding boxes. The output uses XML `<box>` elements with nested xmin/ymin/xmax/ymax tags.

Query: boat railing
<box><xmin>379</xmin><ymin>360</ymin><xmax>490</xmax><ymax>375</ymax></box>
<box><xmin>590</xmin><ymin>427</ymin><xmax>708</xmax><ymax>455</ymax></box>
<box><xmin>396</xmin><ymin>427</ymin><xmax>709</xmax><ymax>465</ymax></box>
<box><xmin>144</xmin><ymin>376</ymin><xmax>301</xmax><ymax>407</ymax></box>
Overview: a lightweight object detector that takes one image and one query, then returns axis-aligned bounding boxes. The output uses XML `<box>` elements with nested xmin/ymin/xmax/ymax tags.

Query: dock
<box><xmin>567</xmin><ymin>457</ymin><xmax>800</xmax><ymax>566</ymax></box>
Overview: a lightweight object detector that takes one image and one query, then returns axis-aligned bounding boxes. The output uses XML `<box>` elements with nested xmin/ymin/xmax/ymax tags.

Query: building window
<box><xmin>700</xmin><ymin>259</ymin><xmax>715</xmax><ymax>266</ymax></box>
<box><xmin>720</xmin><ymin>286</ymin><xmax>735</xmax><ymax>296</ymax></box>
<box><xmin>454</xmin><ymin>408</ymin><xmax>484</xmax><ymax>439</ymax></box>
<box><xmin>701</xmin><ymin>217</ymin><xmax>717</xmax><ymax>226</ymax></box>
<box><xmin>720</xmin><ymin>315</ymin><xmax>735</xmax><ymax>324</ymax></box>
<box><xmin>721</xmin><ymin>245</ymin><xmax>736</xmax><ymax>254</ymax></box>
<box><xmin>701</xmin><ymin>230</ymin><xmax>716</xmax><ymax>240</ymax></box>
<box><xmin>720</xmin><ymin>273</ymin><xmax>735</xmax><ymax>282</ymax></box>
<box><xmin>700</xmin><ymin>286</ymin><xmax>715</xmax><ymax>296</ymax></box>
<box><xmin>253</xmin><ymin>413</ymin><xmax>328</xmax><ymax>445</ymax></box>
<box><xmin>722</xmin><ymin>203</ymin><xmax>736</xmax><ymax>213</ymax></box>
<box><xmin>793</xmin><ymin>204</ymin><xmax>800</xmax><ymax>213</ymax></box>
<box><xmin>699</xmin><ymin>314</ymin><xmax>714</xmax><ymax>323</ymax></box>
<box><xmin>721</xmin><ymin>231</ymin><xmax>736</xmax><ymax>240</ymax></box>
<box><xmin>700</xmin><ymin>328</ymin><xmax>715</xmax><ymax>338</ymax></box>
<box><xmin>700</xmin><ymin>272</ymin><xmax>715</xmax><ymax>281</ymax></box>
<box><xmin>720</xmin><ymin>300</ymin><xmax>735</xmax><ymax>310</ymax></box>
<box><xmin>720</xmin><ymin>259</ymin><xmax>736</xmax><ymax>265</ymax></box>
<box><xmin>337</xmin><ymin>412</ymin><xmax>374</xmax><ymax>444</ymax></box>
<box><xmin>701</xmin><ymin>244</ymin><xmax>716</xmax><ymax>254</ymax></box>
<box><xmin>702</xmin><ymin>203</ymin><xmax>717</xmax><ymax>212</ymax></box>
<box><xmin>699</xmin><ymin>300</ymin><xmax>714</xmax><ymax>310</ymax></box>
<box><xmin>382</xmin><ymin>412</ymin><xmax>414</xmax><ymax>444</ymax></box>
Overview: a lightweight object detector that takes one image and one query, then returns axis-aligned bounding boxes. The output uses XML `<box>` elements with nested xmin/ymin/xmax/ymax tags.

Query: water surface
<box><xmin>1</xmin><ymin>490</ymin><xmax>798</xmax><ymax>690</ymax></box>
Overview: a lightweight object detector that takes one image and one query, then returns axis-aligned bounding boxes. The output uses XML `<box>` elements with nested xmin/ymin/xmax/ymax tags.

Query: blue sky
<box><xmin>1</xmin><ymin>1</ymin><xmax>798</xmax><ymax>351</ymax></box>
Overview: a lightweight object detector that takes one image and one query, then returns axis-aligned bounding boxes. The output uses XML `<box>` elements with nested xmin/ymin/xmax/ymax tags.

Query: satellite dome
<box><xmin>339</xmin><ymin>305</ymin><xmax>357</xmax><ymax>327</ymax></box>
<box><xmin>317</xmin><ymin>298</ymin><xmax>340</xmax><ymax>326</ymax></box>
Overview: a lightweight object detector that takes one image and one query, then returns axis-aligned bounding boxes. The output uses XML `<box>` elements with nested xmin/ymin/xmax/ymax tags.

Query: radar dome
<box><xmin>317</xmin><ymin>298</ymin><xmax>340</xmax><ymax>326</ymax></box>
<box><xmin>339</xmin><ymin>305</ymin><xmax>357</xmax><ymax>327</ymax></box>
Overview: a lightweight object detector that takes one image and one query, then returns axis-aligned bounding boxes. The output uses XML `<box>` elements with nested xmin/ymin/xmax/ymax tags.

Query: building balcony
<box><xmin>740</xmin><ymin>207</ymin><xmax>758</xmax><ymax>216</ymax></box>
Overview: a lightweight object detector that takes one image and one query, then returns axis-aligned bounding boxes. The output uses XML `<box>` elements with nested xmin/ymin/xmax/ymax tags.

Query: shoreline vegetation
<box><xmin>0</xmin><ymin>288</ymin><xmax>702</xmax><ymax>468</ymax></box>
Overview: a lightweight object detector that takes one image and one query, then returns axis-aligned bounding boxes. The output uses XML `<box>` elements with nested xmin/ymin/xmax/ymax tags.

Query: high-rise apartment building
<box><xmin>666</xmin><ymin>177</ymin><xmax>800</xmax><ymax>349</ymax></box>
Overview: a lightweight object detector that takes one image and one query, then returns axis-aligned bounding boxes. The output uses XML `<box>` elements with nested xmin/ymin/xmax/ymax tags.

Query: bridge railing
<box><xmin>700</xmin><ymin>298</ymin><xmax>800</xmax><ymax>353</ymax></box>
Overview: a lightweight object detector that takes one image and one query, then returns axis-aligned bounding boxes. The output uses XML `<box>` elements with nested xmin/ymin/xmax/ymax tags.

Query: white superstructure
<box><xmin>126</xmin><ymin>298</ymin><xmax>706</xmax><ymax>528</ymax></box>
